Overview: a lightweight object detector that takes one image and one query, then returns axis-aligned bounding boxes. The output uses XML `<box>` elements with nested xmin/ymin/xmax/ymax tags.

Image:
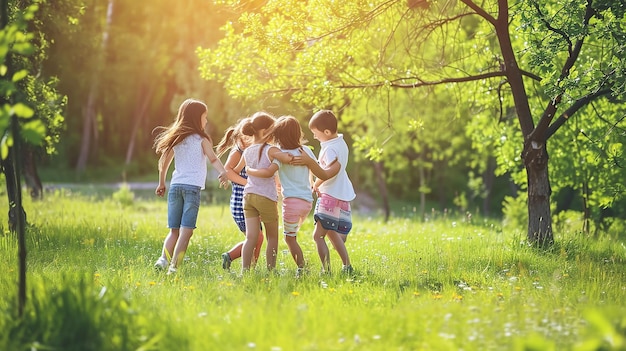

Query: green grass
<box><xmin>1</xmin><ymin>188</ymin><xmax>625</xmax><ymax>350</ymax></box>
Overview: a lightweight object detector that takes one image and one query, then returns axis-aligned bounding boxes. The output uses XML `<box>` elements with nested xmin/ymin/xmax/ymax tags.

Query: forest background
<box><xmin>2</xmin><ymin>0</ymin><xmax>626</xmax><ymax>239</ymax></box>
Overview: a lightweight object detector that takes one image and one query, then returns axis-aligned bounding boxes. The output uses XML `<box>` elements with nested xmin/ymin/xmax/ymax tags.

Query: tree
<box><xmin>199</xmin><ymin>0</ymin><xmax>626</xmax><ymax>245</ymax></box>
<box><xmin>1</xmin><ymin>0</ymin><xmax>63</xmax><ymax>316</ymax></box>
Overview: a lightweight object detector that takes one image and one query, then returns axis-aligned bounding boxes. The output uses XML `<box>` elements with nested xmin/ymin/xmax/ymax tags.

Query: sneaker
<box><xmin>167</xmin><ymin>265</ymin><xmax>177</xmax><ymax>275</ymax></box>
<box><xmin>154</xmin><ymin>257</ymin><xmax>168</xmax><ymax>270</ymax></box>
<box><xmin>221</xmin><ymin>253</ymin><xmax>232</xmax><ymax>270</ymax></box>
<box><xmin>341</xmin><ymin>265</ymin><xmax>354</xmax><ymax>275</ymax></box>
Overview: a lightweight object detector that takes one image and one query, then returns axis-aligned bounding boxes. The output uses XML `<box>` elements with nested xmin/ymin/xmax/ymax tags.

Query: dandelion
<box><xmin>433</xmin><ymin>293</ymin><xmax>443</xmax><ymax>300</ymax></box>
<box><xmin>453</xmin><ymin>294</ymin><xmax>463</xmax><ymax>301</ymax></box>
<box><xmin>292</xmin><ymin>291</ymin><xmax>300</xmax><ymax>296</ymax></box>
<box><xmin>149</xmin><ymin>281</ymin><xmax>156</xmax><ymax>286</ymax></box>
<box><xmin>413</xmin><ymin>291</ymin><xmax>420</xmax><ymax>297</ymax></box>
<box><xmin>135</xmin><ymin>282</ymin><xmax>141</xmax><ymax>287</ymax></box>
<box><xmin>515</xmin><ymin>286</ymin><xmax>522</xmax><ymax>291</ymax></box>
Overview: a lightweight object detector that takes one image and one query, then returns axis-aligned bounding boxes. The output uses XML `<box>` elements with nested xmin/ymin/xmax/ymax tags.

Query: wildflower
<box><xmin>149</xmin><ymin>281</ymin><xmax>156</xmax><ymax>286</ymax></box>
<box><xmin>292</xmin><ymin>291</ymin><xmax>300</xmax><ymax>296</ymax></box>
<box><xmin>413</xmin><ymin>291</ymin><xmax>420</xmax><ymax>297</ymax></box>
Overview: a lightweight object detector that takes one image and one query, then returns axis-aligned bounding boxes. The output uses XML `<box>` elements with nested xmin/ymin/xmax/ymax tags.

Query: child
<box><xmin>246</xmin><ymin>115</ymin><xmax>340</xmax><ymax>277</ymax></box>
<box><xmin>152</xmin><ymin>98</ymin><xmax>228</xmax><ymax>274</ymax></box>
<box><xmin>238</xmin><ymin>112</ymin><xmax>292</xmax><ymax>272</ymax></box>
<box><xmin>299</xmin><ymin>110</ymin><xmax>356</xmax><ymax>274</ymax></box>
<box><xmin>215</xmin><ymin>118</ymin><xmax>264</xmax><ymax>270</ymax></box>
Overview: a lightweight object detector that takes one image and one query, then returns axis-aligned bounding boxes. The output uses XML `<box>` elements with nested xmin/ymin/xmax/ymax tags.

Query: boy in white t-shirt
<box><xmin>302</xmin><ymin>110</ymin><xmax>356</xmax><ymax>275</ymax></box>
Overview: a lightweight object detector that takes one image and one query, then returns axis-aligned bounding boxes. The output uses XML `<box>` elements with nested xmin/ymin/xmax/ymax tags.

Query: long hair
<box><xmin>215</xmin><ymin>118</ymin><xmax>251</xmax><ymax>158</ymax></box>
<box><xmin>273</xmin><ymin>115</ymin><xmax>307</xmax><ymax>150</ymax></box>
<box><xmin>153</xmin><ymin>99</ymin><xmax>211</xmax><ymax>155</ymax></box>
<box><xmin>241</xmin><ymin>111</ymin><xmax>275</xmax><ymax>161</ymax></box>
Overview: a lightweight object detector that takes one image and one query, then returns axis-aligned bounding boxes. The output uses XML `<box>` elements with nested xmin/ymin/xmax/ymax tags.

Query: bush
<box><xmin>112</xmin><ymin>183</ymin><xmax>135</xmax><ymax>207</ymax></box>
<box><xmin>0</xmin><ymin>276</ymin><xmax>186</xmax><ymax>351</ymax></box>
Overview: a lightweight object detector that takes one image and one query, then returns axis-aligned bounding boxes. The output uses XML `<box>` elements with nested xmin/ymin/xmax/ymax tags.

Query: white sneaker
<box><xmin>154</xmin><ymin>257</ymin><xmax>168</xmax><ymax>270</ymax></box>
<box><xmin>167</xmin><ymin>265</ymin><xmax>177</xmax><ymax>275</ymax></box>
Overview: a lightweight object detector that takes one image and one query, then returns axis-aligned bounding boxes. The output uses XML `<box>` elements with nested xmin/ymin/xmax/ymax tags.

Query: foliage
<box><xmin>0</xmin><ymin>189</ymin><xmax>625</xmax><ymax>350</ymax></box>
<box><xmin>198</xmin><ymin>0</ymin><xmax>626</xmax><ymax>239</ymax></box>
<box><xmin>0</xmin><ymin>3</ymin><xmax>52</xmax><ymax>158</ymax></box>
<box><xmin>111</xmin><ymin>182</ymin><xmax>134</xmax><ymax>207</ymax></box>
<box><xmin>37</xmin><ymin>0</ymin><xmax>250</xmax><ymax>173</ymax></box>
<box><xmin>0</xmin><ymin>275</ymin><xmax>185</xmax><ymax>351</ymax></box>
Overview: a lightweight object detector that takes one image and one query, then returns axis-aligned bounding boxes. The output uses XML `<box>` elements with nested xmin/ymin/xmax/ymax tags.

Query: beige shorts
<box><xmin>243</xmin><ymin>193</ymin><xmax>278</xmax><ymax>223</ymax></box>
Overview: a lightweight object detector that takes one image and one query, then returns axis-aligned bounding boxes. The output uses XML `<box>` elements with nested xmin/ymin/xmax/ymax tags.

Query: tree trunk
<box><xmin>125</xmin><ymin>84</ymin><xmax>154</xmax><ymax>166</ymax></box>
<box><xmin>373</xmin><ymin>161</ymin><xmax>390</xmax><ymax>222</ymax></box>
<box><xmin>23</xmin><ymin>145</ymin><xmax>43</xmax><ymax>200</ymax></box>
<box><xmin>75</xmin><ymin>0</ymin><xmax>114</xmax><ymax>172</ymax></box>
<box><xmin>1</xmin><ymin>0</ymin><xmax>27</xmax><ymax>316</ymax></box>
<box><xmin>524</xmin><ymin>139</ymin><xmax>554</xmax><ymax>247</ymax></box>
<box><xmin>494</xmin><ymin>1</ymin><xmax>554</xmax><ymax>245</ymax></box>
<box><xmin>482</xmin><ymin>157</ymin><xmax>496</xmax><ymax>216</ymax></box>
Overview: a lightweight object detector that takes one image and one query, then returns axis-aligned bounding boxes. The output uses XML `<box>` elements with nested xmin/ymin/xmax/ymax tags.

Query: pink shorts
<box><xmin>282</xmin><ymin>197</ymin><xmax>312</xmax><ymax>236</ymax></box>
<box><xmin>314</xmin><ymin>193</ymin><xmax>352</xmax><ymax>235</ymax></box>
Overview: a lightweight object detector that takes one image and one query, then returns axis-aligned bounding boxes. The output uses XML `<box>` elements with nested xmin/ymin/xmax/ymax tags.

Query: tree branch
<box><xmin>545</xmin><ymin>89</ymin><xmax>612</xmax><ymax>139</ymax></box>
<box><xmin>460</xmin><ymin>0</ymin><xmax>496</xmax><ymax>25</ymax></box>
<box><xmin>533</xmin><ymin>0</ymin><xmax>595</xmax><ymax>140</ymax></box>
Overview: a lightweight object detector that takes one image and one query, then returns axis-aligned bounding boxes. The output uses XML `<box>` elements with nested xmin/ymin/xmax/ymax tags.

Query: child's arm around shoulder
<box><xmin>246</xmin><ymin>163</ymin><xmax>278</xmax><ymax>178</ymax></box>
<box><xmin>292</xmin><ymin>147</ymin><xmax>340</xmax><ymax>181</ymax></box>
<box><xmin>268</xmin><ymin>146</ymin><xmax>294</xmax><ymax>164</ymax></box>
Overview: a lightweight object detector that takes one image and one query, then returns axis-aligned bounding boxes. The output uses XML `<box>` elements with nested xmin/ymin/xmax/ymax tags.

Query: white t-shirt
<box><xmin>274</xmin><ymin>147</ymin><xmax>316</xmax><ymax>202</ymax></box>
<box><xmin>171</xmin><ymin>134</ymin><xmax>207</xmax><ymax>189</ymax></box>
<box><xmin>317</xmin><ymin>134</ymin><xmax>356</xmax><ymax>201</ymax></box>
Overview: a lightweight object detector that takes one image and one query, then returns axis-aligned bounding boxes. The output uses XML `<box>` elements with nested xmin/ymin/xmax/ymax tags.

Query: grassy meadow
<box><xmin>1</xmin><ymin>185</ymin><xmax>625</xmax><ymax>350</ymax></box>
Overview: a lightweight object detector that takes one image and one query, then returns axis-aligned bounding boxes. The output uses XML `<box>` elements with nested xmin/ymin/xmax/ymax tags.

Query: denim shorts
<box><xmin>167</xmin><ymin>184</ymin><xmax>201</xmax><ymax>229</ymax></box>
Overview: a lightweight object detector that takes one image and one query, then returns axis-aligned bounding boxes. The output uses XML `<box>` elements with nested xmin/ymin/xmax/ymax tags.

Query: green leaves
<box><xmin>0</xmin><ymin>3</ymin><xmax>49</xmax><ymax>160</ymax></box>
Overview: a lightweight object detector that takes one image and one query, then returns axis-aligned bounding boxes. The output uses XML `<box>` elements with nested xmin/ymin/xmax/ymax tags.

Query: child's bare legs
<box><xmin>312</xmin><ymin>222</ymin><xmax>331</xmax><ymax>272</ymax></box>
<box><xmin>254</xmin><ymin>231</ymin><xmax>263</xmax><ymax>262</ymax></box>
<box><xmin>338</xmin><ymin>233</ymin><xmax>348</xmax><ymax>243</ymax></box>
<box><xmin>226</xmin><ymin>241</ymin><xmax>243</xmax><ymax>261</ymax></box>
<box><xmin>170</xmin><ymin>226</ymin><xmax>194</xmax><ymax>268</ymax></box>
<box><xmin>241</xmin><ymin>217</ymin><xmax>262</xmax><ymax>270</ymax></box>
<box><xmin>327</xmin><ymin>230</ymin><xmax>350</xmax><ymax>267</ymax></box>
<box><xmin>284</xmin><ymin>235</ymin><xmax>304</xmax><ymax>268</ymax></box>
<box><xmin>160</xmin><ymin>228</ymin><xmax>180</xmax><ymax>261</ymax></box>
<box><xmin>263</xmin><ymin>221</ymin><xmax>279</xmax><ymax>270</ymax></box>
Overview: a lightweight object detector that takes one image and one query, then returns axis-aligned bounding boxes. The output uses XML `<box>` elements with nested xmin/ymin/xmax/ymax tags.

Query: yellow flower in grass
<box><xmin>515</xmin><ymin>286</ymin><xmax>522</xmax><ymax>291</ymax></box>
<box><xmin>135</xmin><ymin>282</ymin><xmax>141</xmax><ymax>287</ymax></box>
<box><xmin>291</xmin><ymin>291</ymin><xmax>300</xmax><ymax>296</ymax></box>
<box><xmin>452</xmin><ymin>293</ymin><xmax>463</xmax><ymax>301</ymax></box>
<box><xmin>433</xmin><ymin>293</ymin><xmax>443</xmax><ymax>300</ymax></box>
<box><xmin>413</xmin><ymin>291</ymin><xmax>420</xmax><ymax>297</ymax></box>
<box><xmin>149</xmin><ymin>281</ymin><xmax>156</xmax><ymax>286</ymax></box>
